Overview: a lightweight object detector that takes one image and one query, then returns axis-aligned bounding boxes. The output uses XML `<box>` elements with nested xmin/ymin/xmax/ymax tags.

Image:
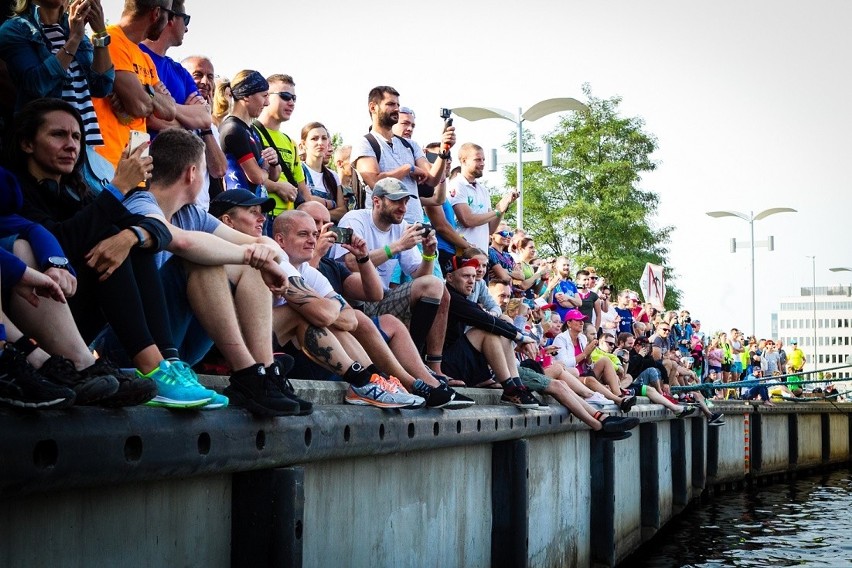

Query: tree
<box><xmin>502</xmin><ymin>84</ymin><xmax>681</xmax><ymax>308</ymax></box>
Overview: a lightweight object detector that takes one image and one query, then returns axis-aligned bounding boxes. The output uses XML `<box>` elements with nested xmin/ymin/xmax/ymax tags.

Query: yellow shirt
<box><xmin>92</xmin><ymin>26</ymin><xmax>160</xmax><ymax>167</ymax></box>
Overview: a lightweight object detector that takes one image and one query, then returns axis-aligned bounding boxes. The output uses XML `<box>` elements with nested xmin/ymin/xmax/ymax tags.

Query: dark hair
<box><xmin>299</xmin><ymin>122</ymin><xmax>339</xmax><ymax>200</ymax></box>
<box><xmin>367</xmin><ymin>86</ymin><xmax>399</xmax><ymax>115</ymax></box>
<box><xmin>149</xmin><ymin>128</ymin><xmax>204</xmax><ymax>185</ymax></box>
<box><xmin>6</xmin><ymin>98</ymin><xmax>89</xmax><ymax>197</ymax></box>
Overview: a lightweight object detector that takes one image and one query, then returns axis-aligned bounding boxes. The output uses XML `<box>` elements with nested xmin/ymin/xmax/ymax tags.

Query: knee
<box><xmin>414</xmin><ymin>275</ymin><xmax>445</xmax><ymax>299</ymax></box>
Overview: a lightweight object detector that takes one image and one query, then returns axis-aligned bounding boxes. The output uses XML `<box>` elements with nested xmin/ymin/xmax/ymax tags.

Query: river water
<box><xmin>624</xmin><ymin>467</ymin><xmax>852</xmax><ymax>567</ymax></box>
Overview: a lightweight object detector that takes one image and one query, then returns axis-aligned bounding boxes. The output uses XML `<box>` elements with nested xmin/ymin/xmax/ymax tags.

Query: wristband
<box><xmin>421</xmin><ymin>252</ymin><xmax>437</xmax><ymax>262</ymax></box>
<box><xmin>439</xmin><ymin>151</ymin><xmax>451</xmax><ymax>160</ymax></box>
<box><xmin>495</xmin><ymin>209</ymin><xmax>504</xmax><ymax>218</ymax></box>
<box><xmin>129</xmin><ymin>226</ymin><xmax>146</xmax><ymax>247</ymax></box>
<box><xmin>356</xmin><ymin>255</ymin><xmax>370</xmax><ymax>264</ymax></box>
<box><xmin>409</xmin><ymin>165</ymin><xmax>415</xmax><ymax>175</ymax></box>
<box><xmin>384</xmin><ymin>245</ymin><xmax>393</xmax><ymax>259</ymax></box>
<box><xmin>198</xmin><ymin>129</ymin><xmax>213</xmax><ymax>137</ymax></box>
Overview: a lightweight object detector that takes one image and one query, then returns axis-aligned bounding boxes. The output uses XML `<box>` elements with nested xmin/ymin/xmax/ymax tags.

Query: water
<box><xmin>625</xmin><ymin>468</ymin><xmax>852</xmax><ymax>567</ymax></box>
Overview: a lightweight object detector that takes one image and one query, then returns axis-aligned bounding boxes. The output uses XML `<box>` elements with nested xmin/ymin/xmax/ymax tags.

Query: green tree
<box><xmin>503</xmin><ymin>84</ymin><xmax>681</xmax><ymax>308</ymax></box>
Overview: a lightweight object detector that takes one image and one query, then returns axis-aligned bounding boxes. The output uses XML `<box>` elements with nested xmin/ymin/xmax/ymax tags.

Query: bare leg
<box><xmin>592</xmin><ymin>357</ymin><xmax>624</xmax><ymax>397</ymax></box>
<box><xmin>2</xmin><ymin>316</ymin><xmax>50</xmax><ymax>368</ymax></box>
<box><xmin>273</xmin><ymin>305</ymin><xmax>364</xmax><ymax>375</ymax></box>
<box><xmin>465</xmin><ymin>329</ymin><xmax>517</xmax><ymax>382</ymax></box>
<box><xmin>543</xmin><ymin>379</ymin><xmax>603</xmax><ymax>431</ymax></box>
<box><xmin>350</xmin><ymin>312</ymin><xmax>435</xmax><ymax>389</ymax></box>
<box><xmin>644</xmin><ymin>385</ymin><xmax>687</xmax><ymax>413</ymax></box>
<box><xmin>226</xmin><ymin>264</ymin><xmax>273</xmax><ymax>366</ymax></box>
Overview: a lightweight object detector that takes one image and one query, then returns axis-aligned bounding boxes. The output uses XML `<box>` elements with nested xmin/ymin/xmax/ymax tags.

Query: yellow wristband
<box><xmin>422</xmin><ymin>252</ymin><xmax>437</xmax><ymax>261</ymax></box>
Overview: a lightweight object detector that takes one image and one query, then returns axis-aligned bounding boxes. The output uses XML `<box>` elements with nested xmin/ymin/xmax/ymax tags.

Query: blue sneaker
<box><xmin>141</xmin><ymin>360</ymin><xmax>212</xmax><ymax>409</ymax></box>
<box><xmin>201</xmin><ymin>391</ymin><xmax>229</xmax><ymax>410</ymax></box>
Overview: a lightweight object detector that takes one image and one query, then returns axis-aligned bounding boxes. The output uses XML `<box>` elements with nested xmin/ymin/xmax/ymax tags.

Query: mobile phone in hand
<box><xmin>329</xmin><ymin>226</ymin><xmax>353</xmax><ymax>245</ymax></box>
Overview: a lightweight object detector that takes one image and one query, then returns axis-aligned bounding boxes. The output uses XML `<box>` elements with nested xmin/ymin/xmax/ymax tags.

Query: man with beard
<box><xmin>335</xmin><ymin>178</ymin><xmax>451</xmax><ymax>378</ymax></box>
<box><xmin>91</xmin><ymin>0</ymin><xmax>176</xmax><ymax>167</ymax></box>
<box><xmin>449</xmin><ymin>143</ymin><xmax>518</xmax><ymax>251</ymax></box>
<box><xmin>350</xmin><ymin>85</ymin><xmax>455</xmax><ymax>224</ymax></box>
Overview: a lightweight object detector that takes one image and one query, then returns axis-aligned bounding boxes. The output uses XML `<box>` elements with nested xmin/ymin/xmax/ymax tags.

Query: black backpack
<box><xmin>363</xmin><ymin>133</ymin><xmax>434</xmax><ymax>198</ymax></box>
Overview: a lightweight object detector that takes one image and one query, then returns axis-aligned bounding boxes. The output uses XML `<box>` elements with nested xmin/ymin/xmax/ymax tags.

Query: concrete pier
<box><xmin>0</xmin><ymin>382</ymin><xmax>849</xmax><ymax>568</ymax></box>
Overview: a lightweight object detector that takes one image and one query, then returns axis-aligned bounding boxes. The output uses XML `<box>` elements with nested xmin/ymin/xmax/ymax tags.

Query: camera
<box><xmin>440</xmin><ymin>108</ymin><xmax>451</xmax><ymax>120</ymax></box>
<box><xmin>419</xmin><ymin>223</ymin><xmax>434</xmax><ymax>238</ymax></box>
<box><xmin>329</xmin><ymin>225</ymin><xmax>353</xmax><ymax>245</ymax></box>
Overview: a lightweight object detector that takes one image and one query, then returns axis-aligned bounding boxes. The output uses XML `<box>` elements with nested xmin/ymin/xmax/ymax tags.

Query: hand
<box><xmin>394</xmin><ymin>223</ymin><xmax>424</xmax><ymax>253</ymax></box>
<box><xmin>260</xmin><ymin>147</ymin><xmax>278</xmax><ymax>168</ymax></box>
<box><xmin>44</xmin><ymin>267</ymin><xmax>77</xmax><ymax>298</ymax></box>
<box><xmin>584</xmin><ymin>339</ymin><xmax>598</xmax><ymax>354</ymax></box>
<box><xmin>440</xmin><ymin>125</ymin><xmax>456</xmax><ymax>150</ymax></box>
<box><xmin>315</xmin><ymin>222</ymin><xmax>337</xmax><ymax>258</ymax></box>
<box><xmin>111</xmin><ymin>143</ymin><xmax>152</xmax><ymax>192</ymax></box>
<box><xmin>259</xmin><ymin>262</ymin><xmax>288</xmax><ymax>295</ymax></box>
<box><xmin>14</xmin><ymin>267</ymin><xmax>66</xmax><ymax>307</ymax></box>
<box><xmin>421</xmin><ymin>228</ymin><xmax>438</xmax><ymax>255</ymax></box>
<box><xmin>279</xmin><ymin>181</ymin><xmax>298</xmax><ymax>202</ymax></box>
<box><xmin>341</xmin><ymin>233</ymin><xmax>368</xmax><ymax>258</ymax></box>
<box><xmin>243</xmin><ymin>243</ymin><xmax>279</xmax><ymax>269</ymax></box>
<box><xmin>519</xmin><ymin>342</ymin><xmax>537</xmax><ymax>359</ymax></box>
<box><xmin>153</xmin><ymin>81</ymin><xmax>171</xmax><ymax>97</ymax></box>
<box><xmin>68</xmin><ymin>0</ymin><xmax>90</xmax><ymax>40</ymax></box>
<box><xmin>85</xmin><ymin>230</ymin><xmax>135</xmax><ymax>281</ymax></box>
<box><xmin>409</xmin><ymin>165</ymin><xmax>429</xmax><ymax>184</ymax></box>
<box><xmin>85</xmin><ymin>0</ymin><xmax>106</xmax><ymax>33</ymax></box>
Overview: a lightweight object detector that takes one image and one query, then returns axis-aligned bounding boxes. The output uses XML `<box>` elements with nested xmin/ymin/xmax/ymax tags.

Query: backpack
<box><xmin>363</xmin><ymin>133</ymin><xmax>435</xmax><ymax>198</ymax></box>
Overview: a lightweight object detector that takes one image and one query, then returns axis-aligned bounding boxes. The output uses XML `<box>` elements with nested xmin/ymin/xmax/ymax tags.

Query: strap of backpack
<box><xmin>252</xmin><ymin>120</ymin><xmax>298</xmax><ymax>186</ymax></box>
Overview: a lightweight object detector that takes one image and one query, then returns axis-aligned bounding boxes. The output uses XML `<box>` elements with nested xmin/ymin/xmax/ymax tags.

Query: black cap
<box><xmin>208</xmin><ymin>189</ymin><xmax>275</xmax><ymax>218</ymax></box>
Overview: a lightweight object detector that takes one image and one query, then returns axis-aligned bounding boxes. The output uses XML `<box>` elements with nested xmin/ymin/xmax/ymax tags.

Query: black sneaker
<box><xmin>444</xmin><ymin>387</ymin><xmax>475</xmax><ymax>409</ymax></box>
<box><xmin>619</xmin><ymin>395</ymin><xmax>637</xmax><ymax>413</ymax></box>
<box><xmin>0</xmin><ymin>345</ymin><xmax>75</xmax><ymax>409</ymax></box>
<box><xmin>91</xmin><ymin>358</ymin><xmax>158</xmax><ymax>407</ymax></box>
<box><xmin>267</xmin><ymin>359</ymin><xmax>313</xmax><ymax>416</ymax></box>
<box><xmin>595</xmin><ymin>430</ymin><xmax>632</xmax><ymax>441</ymax></box>
<box><xmin>38</xmin><ymin>355</ymin><xmax>119</xmax><ymax>405</ymax></box>
<box><xmin>500</xmin><ymin>384</ymin><xmax>542</xmax><ymax>410</ymax></box>
<box><xmin>412</xmin><ymin>379</ymin><xmax>456</xmax><ymax>409</ymax></box>
<box><xmin>225</xmin><ymin>364</ymin><xmax>300</xmax><ymax>416</ymax></box>
<box><xmin>708</xmin><ymin>412</ymin><xmax>726</xmax><ymax>427</ymax></box>
<box><xmin>600</xmin><ymin>415</ymin><xmax>640</xmax><ymax>432</ymax></box>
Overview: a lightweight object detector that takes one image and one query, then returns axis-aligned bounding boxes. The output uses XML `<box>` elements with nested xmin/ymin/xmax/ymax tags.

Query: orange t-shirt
<box><xmin>92</xmin><ymin>25</ymin><xmax>159</xmax><ymax>167</ymax></box>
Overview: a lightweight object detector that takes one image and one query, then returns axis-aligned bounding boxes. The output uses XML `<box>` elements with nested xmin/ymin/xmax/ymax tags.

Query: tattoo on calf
<box><xmin>303</xmin><ymin>325</ymin><xmax>343</xmax><ymax>372</ymax></box>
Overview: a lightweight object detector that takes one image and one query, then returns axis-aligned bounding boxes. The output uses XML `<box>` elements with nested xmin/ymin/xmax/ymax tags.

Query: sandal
<box><xmin>475</xmin><ymin>379</ymin><xmax>503</xmax><ymax>389</ymax></box>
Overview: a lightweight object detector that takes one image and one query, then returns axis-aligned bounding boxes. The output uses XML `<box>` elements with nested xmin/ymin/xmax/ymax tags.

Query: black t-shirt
<box><xmin>578</xmin><ymin>290</ymin><xmax>598</xmax><ymax>323</ymax></box>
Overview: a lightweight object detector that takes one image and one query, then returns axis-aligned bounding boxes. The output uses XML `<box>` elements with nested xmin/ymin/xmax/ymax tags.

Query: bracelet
<box><xmin>409</xmin><ymin>165</ymin><xmax>415</xmax><ymax>175</ymax></box>
<box><xmin>495</xmin><ymin>209</ymin><xmax>504</xmax><ymax>218</ymax></box>
<box><xmin>128</xmin><ymin>226</ymin><xmax>146</xmax><ymax>247</ymax></box>
<box><xmin>198</xmin><ymin>129</ymin><xmax>213</xmax><ymax>137</ymax></box>
<box><xmin>93</xmin><ymin>30</ymin><xmax>108</xmax><ymax>37</ymax></box>
<box><xmin>61</xmin><ymin>46</ymin><xmax>75</xmax><ymax>57</ymax></box>
<box><xmin>356</xmin><ymin>255</ymin><xmax>370</xmax><ymax>264</ymax></box>
<box><xmin>421</xmin><ymin>252</ymin><xmax>437</xmax><ymax>262</ymax></box>
<box><xmin>384</xmin><ymin>245</ymin><xmax>393</xmax><ymax>260</ymax></box>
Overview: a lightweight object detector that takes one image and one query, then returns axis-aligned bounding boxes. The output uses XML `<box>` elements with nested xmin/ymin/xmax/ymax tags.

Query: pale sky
<box><xmin>102</xmin><ymin>0</ymin><xmax>852</xmax><ymax>338</ymax></box>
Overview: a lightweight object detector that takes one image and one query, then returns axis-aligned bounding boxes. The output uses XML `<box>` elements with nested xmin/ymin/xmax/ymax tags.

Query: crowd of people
<box><xmin>0</xmin><ymin>0</ymin><xmax>751</xmax><ymax>440</ymax></box>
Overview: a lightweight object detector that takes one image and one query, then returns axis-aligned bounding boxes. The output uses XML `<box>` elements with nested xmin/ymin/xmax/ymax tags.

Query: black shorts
<box><xmin>442</xmin><ymin>335</ymin><xmax>492</xmax><ymax>387</ymax></box>
<box><xmin>721</xmin><ymin>363</ymin><xmax>731</xmax><ymax>372</ymax></box>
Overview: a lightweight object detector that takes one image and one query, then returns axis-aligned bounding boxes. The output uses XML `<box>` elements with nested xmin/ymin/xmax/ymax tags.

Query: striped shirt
<box><xmin>42</xmin><ymin>24</ymin><xmax>103</xmax><ymax>146</ymax></box>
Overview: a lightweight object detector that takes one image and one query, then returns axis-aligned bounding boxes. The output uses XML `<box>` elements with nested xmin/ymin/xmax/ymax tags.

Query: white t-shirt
<box><xmin>334</xmin><ymin>209</ymin><xmax>422</xmax><ymax>290</ymax></box>
<box><xmin>449</xmin><ymin>176</ymin><xmax>491</xmax><ymax>250</ymax></box>
<box><xmin>195</xmin><ymin>125</ymin><xmax>221</xmax><ymax>211</ymax></box>
<box><xmin>350</xmin><ymin>133</ymin><xmax>426</xmax><ymax>224</ymax></box>
<box><xmin>273</xmin><ymin>251</ymin><xmax>333</xmax><ymax>307</ymax></box>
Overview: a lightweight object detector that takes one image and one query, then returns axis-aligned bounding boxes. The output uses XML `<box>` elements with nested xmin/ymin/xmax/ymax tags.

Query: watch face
<box><xmin>48</xmin><ymin>255</ymin><xmax>69</xmax><ymax>266</ymax></box>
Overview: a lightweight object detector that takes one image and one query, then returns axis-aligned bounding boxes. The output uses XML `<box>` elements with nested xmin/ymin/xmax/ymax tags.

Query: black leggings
<box><xmin>69</xmin><ymin>248</ymin><xmax>176</xmax><ymax>361</ymax></box>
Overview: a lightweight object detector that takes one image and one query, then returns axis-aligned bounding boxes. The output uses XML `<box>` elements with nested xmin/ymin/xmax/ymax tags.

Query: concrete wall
<box><xmin>753</xmin><ymin>412</ymin><xmax>791</xmax><ymax>475</ymax></box>
<box><xmin>828</xmin><ymin>413</ymin><xmax>850</xmax><ymax>463</ymax></box>
<box><xmin>795</xmin><ymin>413</ymin><xmax>824</xmax><ymax>468</ymax></box>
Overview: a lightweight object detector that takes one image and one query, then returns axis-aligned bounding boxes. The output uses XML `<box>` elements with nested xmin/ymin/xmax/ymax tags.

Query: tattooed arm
<box><xmin>283</xmin><ymin>275</ymin><xmax>343</xmax><ymax>328</ymax></box>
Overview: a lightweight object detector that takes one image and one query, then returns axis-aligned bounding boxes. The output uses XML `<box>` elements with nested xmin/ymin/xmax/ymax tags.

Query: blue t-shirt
<box><xmin>137</xmin><ymin>45</ymin><xmax>198</xmax><ymax>137</ymax></box>
<box><xmin>433</xmin><ymin>200</ymin><xmax>458</xmax><ymax>255</ymax></box>
<box><xmin>615</xmin><ymin>307</ymin><xmax>634</xmax><ymax>334</ymax></box>
<box><xmin>123</xmin><ymin>191</ymin><xmax>220</xmax><ymax>267</ymax></box>
<box><xmin>550</xmin><ymin>279</ymin><xmax>578</xmax><ymax>321</ymax></box>
<box><xmin>219</xmin><ymin>116</ymin><xmax>267</xmax><ymax>198</ymax></box>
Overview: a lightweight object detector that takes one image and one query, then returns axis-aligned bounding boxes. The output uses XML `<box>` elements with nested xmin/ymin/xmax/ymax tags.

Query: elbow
<box><xmin>208</xmin><ymin>162</ymin><xmax>227</xmax><ymax>178</ymax></box>
<box><xmin>168</xmin><ymin>233</ymin><xmax>193</xmax><ymax>255</ymax></box>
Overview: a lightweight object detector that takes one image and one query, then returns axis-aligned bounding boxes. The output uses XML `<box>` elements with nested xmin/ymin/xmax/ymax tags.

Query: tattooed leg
<box><xmin>298</xmin><ymin>324</ymin><xmax>368</xmax><ymax>375</ymax></box>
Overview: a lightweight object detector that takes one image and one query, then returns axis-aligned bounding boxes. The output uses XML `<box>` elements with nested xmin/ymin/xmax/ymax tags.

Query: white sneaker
<box><xmin>345</xmin><ymin>374</ymin><xmax>425</xmax><ymax>409</ymax></box>
<box><xmin>585</xmin><ymin>392</ymin><xmax>610</xmax><ymax>408</ymax></box>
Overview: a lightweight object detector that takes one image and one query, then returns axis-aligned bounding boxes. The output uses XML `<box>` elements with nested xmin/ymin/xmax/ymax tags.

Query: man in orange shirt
<box><xmin>92</xmin><ymin>0</ymin><xmax>175</xmax><ymax>167</ymax></box>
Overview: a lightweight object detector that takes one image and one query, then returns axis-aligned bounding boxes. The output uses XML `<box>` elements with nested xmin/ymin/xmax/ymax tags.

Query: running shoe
<box><xmin>142</xmin><ymin>360</ymin><xmax>212</xmax><ymax>409</ymax></box>
<box><xmin>619</xmin><ymin>395</ymin><xmax>637</xmax><ymax>412</ymax></box>
<box><xmin>200</xmin><ymin>391</ymin><xmax>229</xmax><ymax>410</ymax></box>
<box><xmin>600</xmin><ymin>415</ymin><xmax>641</xmax><ymax>432</ymax></box>
<box><xmin>500</xmin><ymin>384</ymin><xmax>542</xmax><ymax>410</ymax></box>
<box><xmin>345</xmin><ymin>374</ymin><xmax>425</xmax><ymax>409</ymax></box>
<box><xmin>37</xmin><ymin>355</ymin><xmax>118</xmax><ymax>405</ymax></box>
<box><xmin>266</xmin><ymin>359</ymin><xmax>312</xmax><ymax>415</ymax></box>
<box><xmin>411</xmin><ymin>379</ymin><xmax>474</xmax><ymax>409</ymax></box>
<box><xmin>91</xmin><ymin>358</ymin><xmax>158</xmax><ymax>407</ymax></box>
<box><xmin>224</xmin><ymin>363</ymin><xmax>300</xmax><ymax>416</ymax></box>
<box><xmin>708</xmin><ymin>412</ymin><xmax>726</xmax><ymax>427</ymax></box>
<box><xmin>0</xmin><ymin>345</ymin><xmax>75</xmax><ymax>409</ymax></box>
<box><xmin>675</xmin><ymin>406</ymin><xmax>697</xmax><ymax>419</ymax></box>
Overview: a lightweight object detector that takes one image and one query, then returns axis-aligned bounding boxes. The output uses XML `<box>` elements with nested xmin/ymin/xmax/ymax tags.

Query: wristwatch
<box><xmin>91</xmin><ymin>33</ymin><xmax>111</xmax><ymax>48</ymax></box>
<box><xmin>47</xmin><ymin>256</ymin><xmax>69</xmax><ymax>270</ymax></box>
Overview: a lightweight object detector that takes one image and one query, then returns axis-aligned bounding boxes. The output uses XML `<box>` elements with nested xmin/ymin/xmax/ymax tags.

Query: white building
<box><xmin>773</xmin><ymin>285</ymin><xmax>852</xmax><ymax>396</ymax></box>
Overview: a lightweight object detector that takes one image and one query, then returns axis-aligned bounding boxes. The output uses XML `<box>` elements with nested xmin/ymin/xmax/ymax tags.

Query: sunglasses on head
<box><xmin>272</xmin><ymin>92</ymin><xmax>297</xmax><ymax>102</ymax></box>
<box><xmin>497</xmin><ymin>230</ymin><xmax>514</xmax><ymax>238</ymax></box>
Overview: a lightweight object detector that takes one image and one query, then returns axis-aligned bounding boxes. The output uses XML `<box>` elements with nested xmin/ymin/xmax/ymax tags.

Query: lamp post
<box><xmin>706</xmin><ymin>207</ymin><xmax>797</xmax><ymax>337</ymax></box>
<box><xmin>807</xmin><ymin>255</ymin><xmax>817</xmax><ymax>369</ymax></box>
<box><xmin>452</xmin><ymin>98</ymin><xmax>588</xmax><ymax>230</ymax></box>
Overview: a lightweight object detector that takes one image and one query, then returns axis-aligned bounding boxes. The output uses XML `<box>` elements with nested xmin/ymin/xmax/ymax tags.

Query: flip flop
<box><xmin>475</xmin><ymin>379</ymin><xmax>503</xmax><ymax>389</ymax></box>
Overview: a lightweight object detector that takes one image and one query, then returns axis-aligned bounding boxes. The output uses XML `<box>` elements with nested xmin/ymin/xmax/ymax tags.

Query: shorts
<box><xmin>721</xmin><ymin>363</ymin><xmax>731</xmax><ymax>372</ymax></box>
<box><xmin>361</xmin><ymin>281</ymin><xmax>413</xmax><ymax>325</ymax></box>
<box><xmin>732</xmin><ymin>361</ymin><xmax>743</xmax><ymax>373</ymax></box>
<box><xmin>623</xmin><ymin>382</ymin><xmax>648</xmax><ymax>398</ymax></box>
<box><xmin>518</xmin><ymin>365</ymin><xmax>551</xmax><ymax>392</ymax></box>
<box><xmin>442</xmin><ymin>335</ymin><xmax>492</xmax><ymax>387</ymax></box>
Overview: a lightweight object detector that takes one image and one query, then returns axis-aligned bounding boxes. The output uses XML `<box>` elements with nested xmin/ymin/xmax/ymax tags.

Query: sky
<box><xmin>101</xmin><ymin>0</ymin><xmax>852</xmax><ymax>338</ymax></box>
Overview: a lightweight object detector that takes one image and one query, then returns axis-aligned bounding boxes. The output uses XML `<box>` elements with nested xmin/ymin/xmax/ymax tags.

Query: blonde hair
<box><xmin>505</xmin><ymin>298</ymin><xmax>527</xmax><ymax>318</ymax></box>
<box><xmin>212</xmin><ymin>77</ymin><xmax>232</xmax><ymax>124</ymax></box>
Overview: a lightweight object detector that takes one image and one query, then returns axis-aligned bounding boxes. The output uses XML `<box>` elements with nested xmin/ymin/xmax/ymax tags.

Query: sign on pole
<box><xmin>640</xmin><ymin>263</ymin><xmax>666</xmax><ymax>309</ymax></box>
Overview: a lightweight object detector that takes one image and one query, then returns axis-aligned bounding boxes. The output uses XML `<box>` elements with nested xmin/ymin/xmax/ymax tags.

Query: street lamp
<box><xmin>452</xmin><ymin>98</ymin><xmax>588</xmax><ymax>230</ymax></box>
<box><xmin>706</xmin><ymin>207</ymin><xmax>797</xmax><ymax>337</ymax></box>
<box><xmin>829</xmin><ymin>267</ymin><xmax>852</xmax><ymax>273</ymax></box>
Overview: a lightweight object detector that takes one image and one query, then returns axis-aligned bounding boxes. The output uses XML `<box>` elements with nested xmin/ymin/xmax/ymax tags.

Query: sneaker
<box><xmin>345</xmin><ymin>374</ymin><xmax>425</xmax><ymax>409</ymax></box>
<box><xmin>0</xmin><ymin>345</ymin><xmax>75</xmax><ymax>409</ymax></box>
<box><xmin>675</xmin><ymin>406</ymin><xmax>697</xmax><ymax>419</ymax></box>
<box><xmin>142</xmin><ymin>360</ymin><xmax>212</xmax><ymax>409</ymax></box>
<box><xmin>94</xmin><ymin>358</ymin><xmax>158</xmax><ymax>407</ymax></box>
<box><xmin>595</xmin><ymin>430</ymin><xmax>632</xmax><ymax>441</ymax></box>
<box><xmin>585</xmin><ymin>392</ymin><xmax>609</xmax><ymax>408</ymax></box>
<box><xmin>600</xmin><ymin>415</ymin><xmax>641</xmax><ymax>432</ymax></box>
<box><xmin>224</xmin><ymin>364</ymin><xmax>300</xmax><ymax>416</ymax></box>
<box><xmin>267</xmin><ymin>359</ymin><xmax>313</xmax><ymax>415</ymax></box>
<box><xmin>708</xmin><ymin>412</ymin><xmax>726</xmax><ymax>426</ymax></box>
<box><xmin>500</xmin><ymin>384</ymin><xmax>541</xmax><ymax>410</ymax></box>
<box><xmin>619</xmin><ymin>395</ymin><xmax>637</xmax><ymax>413</ymax></box>
<box><xmin>445</xmin><ymin>387</ymin><xmax>475</xmax><ymax>409</ymax></box>
<box><xmin>411</xmin><ymin>379</ymin><xmax>474</xmax><ymax>409</ymax></box>
<box><xmin>37</xmin><ymin>355</ymin><xmax>119</xmax><ymax>405</ymax></box>
<box><xmin>201</xmin><ymin>391</ymin><xmax>229</xmax><ymax>410</ymax></box>
<box><xmin>662</xmin><ymin>392</ymin><xmax>679</xmax><ymax>405</ymax></box>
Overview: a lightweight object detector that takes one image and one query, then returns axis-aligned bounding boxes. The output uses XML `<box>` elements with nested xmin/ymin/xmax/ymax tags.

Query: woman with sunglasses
<box><xmin>487</xmin><ymin>221</ymin><xmax>521</xmax><ymax>284</ymax></box>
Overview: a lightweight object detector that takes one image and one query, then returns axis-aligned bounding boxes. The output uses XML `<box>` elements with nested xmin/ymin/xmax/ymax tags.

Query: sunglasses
<box><xmin>497</xmin><ymin>231</ymin><xmax>514</xmax><ymax>238</ymax></box>
<box><xmin>659</xmin><ymin>328</ymin><xmax>670</xmax><ymax>332</ymax></box>
<box><xmin>605</xmin><ymin>341</ymin><xmax>616</xmax><ymax>348</ymax></box>
<box><xmin>164</xmin><ymin>8</ymin><xmax>190</xmax><ymax>26</ymax></box>
<box><xmin>271</xmin><ymin>92</ymin><xmax>297</xmax><ymax>102</ymax></box>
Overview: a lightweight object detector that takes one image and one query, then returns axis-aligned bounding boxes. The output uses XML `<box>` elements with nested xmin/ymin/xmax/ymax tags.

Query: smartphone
<box><xmin>419</xmin><ymin>223</ymin><xmax>434</xmax><ymax>238</ymax></box>
<box><xmin>129</xmin><ymin>130</ymin><xmax>150</xmax><ymax>158</ymax></box>
<box><xmin>329</xmin><ymin>226</ymin><xmax>353</xmax><ymax>245</ymax></box>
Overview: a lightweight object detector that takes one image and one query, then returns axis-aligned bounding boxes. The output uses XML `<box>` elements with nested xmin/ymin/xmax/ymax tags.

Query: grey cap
<box><xmin>372</xmin><ymin>178</ymin><xmax>411</xmax><ymax>201</ymax></box>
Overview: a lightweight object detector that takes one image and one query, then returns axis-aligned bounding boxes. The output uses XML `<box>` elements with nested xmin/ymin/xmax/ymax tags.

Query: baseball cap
<box><xmin>446</xmin><ymin>256</ymin><xmax>480</xmax><ymax>273</ymax></box>
<box><xmin>208</xmin><ymin>189</ymin><xmax>274</xmax><ymax>218</ymax></box>
<box><xmin>562</xmin><ymin>308</ymin><xmax>586</xmax><ymax>322</ymax></box>
<box><xmin>790</xmin><ymin>339</ymin><xmax>798</xmax><ymax>344</ymax></box>
<box><xmin>372</xmin><ymin>178</ymin><xmax>410</xmax><ymax>200</ymax></box>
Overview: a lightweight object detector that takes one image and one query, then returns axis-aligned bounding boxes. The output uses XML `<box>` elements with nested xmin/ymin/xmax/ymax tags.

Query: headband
<box><xmin>231</xmin><ymin>71</ymin><xmax>268</xmax><ymax>100</ymax></box>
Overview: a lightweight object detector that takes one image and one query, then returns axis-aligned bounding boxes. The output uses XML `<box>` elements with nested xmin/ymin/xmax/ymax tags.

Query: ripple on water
<box><xmin>623</xmin><ymin>468</ymin><xmax>852</xmax><ymax>567</ymax></box>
